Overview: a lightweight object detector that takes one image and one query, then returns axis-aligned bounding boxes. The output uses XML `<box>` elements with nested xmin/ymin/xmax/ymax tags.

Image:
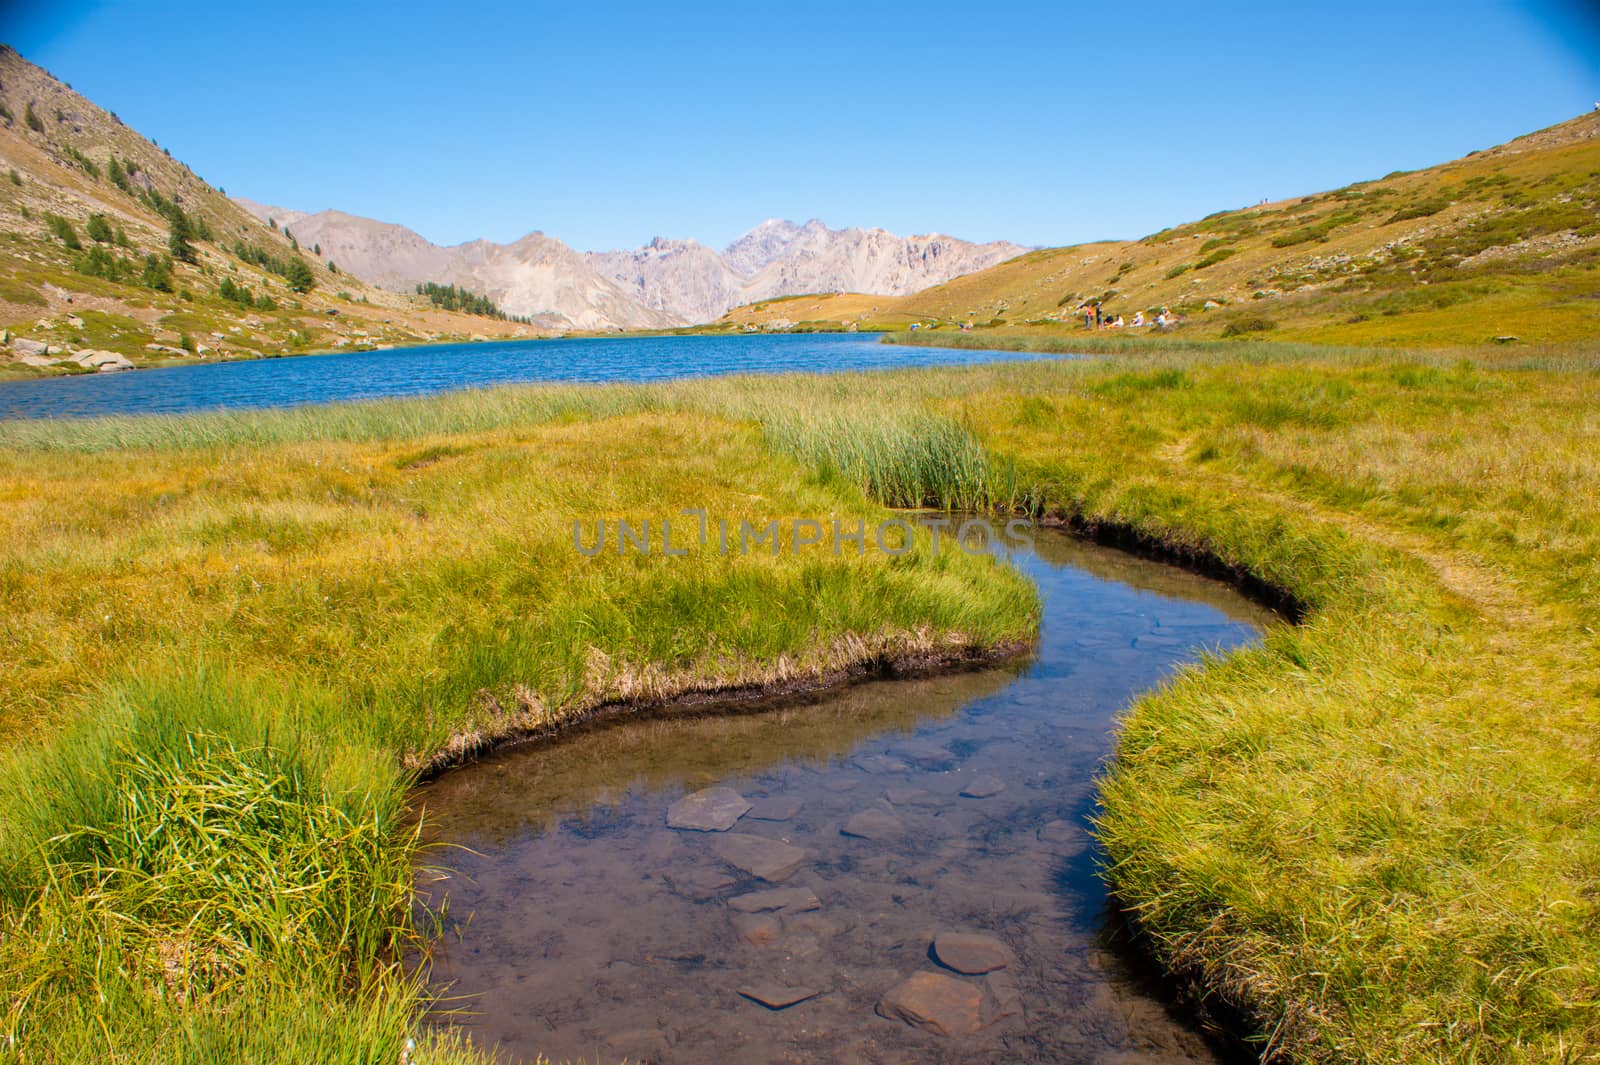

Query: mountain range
<box><xmin>231</xmin><ymin>201</ymin><xmax>1027</xmax><ymax>330</ymax></box>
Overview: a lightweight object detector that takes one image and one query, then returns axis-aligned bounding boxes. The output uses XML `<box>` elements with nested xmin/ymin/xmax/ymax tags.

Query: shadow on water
<box><xmin>411</xmin><ymin>528</ymin><xmax>1278</xmax><ymax>1064</ymax></box>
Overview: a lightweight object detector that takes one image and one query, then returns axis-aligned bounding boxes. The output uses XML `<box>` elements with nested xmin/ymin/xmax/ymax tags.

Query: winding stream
<box><xmin>413</xmin><ymin>529</ymin><xmax>1275</xmax><ymax>1064</ymax></box>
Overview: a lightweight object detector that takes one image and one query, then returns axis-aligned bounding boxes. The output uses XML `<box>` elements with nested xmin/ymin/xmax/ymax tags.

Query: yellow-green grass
<box><xmin>887</xmin><ymin>342</ymin><xmax>1598</xmax><ymax>1062</ymax></box>
<box><xmin>5</xmin><ymin>340</ymin><xmax>1600</xmax><ymax>1062</ymax></box>
<box><xmin>0</xmin><ymin>383</ymin><xmax>1036</xmax><ymax>1061</ymax></box>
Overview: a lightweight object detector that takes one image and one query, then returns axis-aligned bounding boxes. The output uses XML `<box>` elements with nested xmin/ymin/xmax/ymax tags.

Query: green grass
<box><xmin>4</xmin><ymin>341</ymin><xmax>1600</xmax><ymax>1062</ymax></box>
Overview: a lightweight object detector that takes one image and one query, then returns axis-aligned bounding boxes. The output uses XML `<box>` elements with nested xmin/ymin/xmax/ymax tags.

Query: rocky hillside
<box><xmin>0</xmin><ymin>48</ymin><xmax>536</xmax><ymax>379</ymax></box>
<box><xmin>234</xmin><ymin>201</ymin><xmax>1028</xmax><ymax>328</ymax></box>
<box><xmin>719</xmin><ymin>113</ymin><xmax>1600</xmax><ymax>347</ymax></box>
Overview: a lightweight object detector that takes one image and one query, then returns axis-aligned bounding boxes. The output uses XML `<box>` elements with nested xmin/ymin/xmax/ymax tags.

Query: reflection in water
<box><xmin>414</xmin><ymin>531</ymin><xmax>1276</xmax><ymax>1064</ymax></box>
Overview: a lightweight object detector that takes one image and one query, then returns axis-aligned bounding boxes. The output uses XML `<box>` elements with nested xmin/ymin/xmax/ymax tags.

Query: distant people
<box><xmin>1112</xmin><ymin>314</ymin><xmax>1125</xmax><ymax>328</ymax></box>
<box><xmin>1132</xmin><ymin>311</ymin><xmax>1145</xmax><ymax>327</ymax></box>
<box><xmin>1084</xmin><ymin>307</ymin><xmax>1094</xmax><ymax>329</ymax></box>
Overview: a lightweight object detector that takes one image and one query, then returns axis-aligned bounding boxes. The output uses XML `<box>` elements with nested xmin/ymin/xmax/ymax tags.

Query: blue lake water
<box><xmin>0</xmin><ymin>333</ymin><xmax>1054</xmax><ymax>420</ymax></box>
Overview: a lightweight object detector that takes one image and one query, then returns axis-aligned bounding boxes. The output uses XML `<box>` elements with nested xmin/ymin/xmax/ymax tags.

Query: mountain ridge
<box><xmin>231</xmin><ymin>199</ymin><xmax>1028</xmax><ymax>329</ymax></box>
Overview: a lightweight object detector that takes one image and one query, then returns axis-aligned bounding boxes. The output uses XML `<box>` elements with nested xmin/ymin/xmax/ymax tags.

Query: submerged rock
<box><xmin>731</xmin><ymin>912</ymin><xmax>780</xmax><ymax>947</ymax></box>
<box><xmin>666</xmin><ymin>786</ymin><xmax>751</xmax><ymax>832</ymax></box>
<box><xmin>728</xmin><ymin>886</ymin><xmax>821</xmax><ymax>914</ymax></box>
<box><xmin>894</xmin><ymin>740</ymin><xmax>954</xmax><ymax>769</ymax></box>
<box><xmin>1037</xmin><ymin>819</ymin><xmax>1090</xmax><ymax>854</ymax></box>
<box><xmin>745</xmin><ymin>795</ymin><xmax>803</xmax><ymax>822</ymax></box>
<box><xmin>737</xmin><ymin>981</ymin><xmax>822</xmax><ymax>1009</ymax></box>
<box><xmin>663</xmin><ymin>865</ymin><xmax>737</xmax><ymax>900</ymax></box>
<box><xmin>884</xmin><ymin>786</ymin><xmax>937</xmax><ymax>807</ymax></box>
<box><xmin>876</xmin><ymin>971</ymin><xmax>983</xmax><ymax>1037</ymax></box>
<box><xmin>841</xmin><ymin>809</ymin><xmax>906</xmax><ymax>841</ymax></box>
<box><xmin>711</xmin><ymin>833</ymin><xmax>807</xmax><ymax>882</ymax></box>
<box><xmin>959</xmin><ymin>776</ymin><xmax>1006</xmax><ymax>799</ymax></box>
<box><xmin>933</xmin><ymin>932</ymin><xmax>1010</xmax><ymax>975</ymax></box>
<box><xmin>982</xmin><ymin>969</ymin><xmax>1024</xmax><ymax>1026</ymax></box>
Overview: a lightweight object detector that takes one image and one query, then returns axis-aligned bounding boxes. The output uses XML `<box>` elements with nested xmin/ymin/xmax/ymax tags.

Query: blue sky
<box><xmin>5</xmin><ymin>1</ymin><xmax>1597</xmax><ymax>252</ymax></box>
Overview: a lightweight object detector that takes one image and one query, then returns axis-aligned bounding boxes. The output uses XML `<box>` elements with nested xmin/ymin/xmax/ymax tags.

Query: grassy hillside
<box><xmin>0</xmin><ymin>46</ymin><xmax>533</xmax><ymax>379</ymax></box>
<box><xmin>713</xmin><ymin>112</ymin><xmax>1600</xmax><ymax>347</ymax></box>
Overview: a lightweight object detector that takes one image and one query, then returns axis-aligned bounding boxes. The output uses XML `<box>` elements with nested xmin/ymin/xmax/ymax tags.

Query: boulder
<box><xmin>71</xmin><ymin>349</ymin><xmax>133</xmax><ymax>372</ymax></box>
<box><xmin>876</xmin><ymin>972</ymin><xmax>983</xmax><ymax>1037</ymax></box>
<box><xmin>666</xmin><ymin>786</ymin><xmax>751</xmax><ymax>832</ymax></box>
<box><xmin>9</xmin><ymin>338</ymin><xmax>48</xmax><ymax>357</ymax></box>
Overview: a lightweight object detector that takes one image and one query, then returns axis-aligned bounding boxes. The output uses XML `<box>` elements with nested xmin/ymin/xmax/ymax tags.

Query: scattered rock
<box><xmin>710</xmin><ymin>833</ymin><xmax>807</xmax><ymax>882</ymax></box>
<box><xmin>666</xmin><ymin>786</ymin><xmax>751</xmax><ymax>832</ymax></box>
<box><xmin>728</xmin><ymin>887</ymin><xmax>820</xmax><ymax>914</ymax></box>
<box><xmin>9</xmin><ymin>338</ymin><xmax>48</xmax><ymax>357</ymax></box>
<box><xmin>852</xmin><ymin>753</ymin><xmax>911</xmax><ymax>774</ymax></box>
<box><xmin>841</xmin><ymin>809</ymin><xmax>906</xmax><ymax>841</ymax></box>
<box><xmin>65</xmin><ymin>314</ymin><xmax>83</xmax><ymax>328</ymax></box>
<box><xmin>15</xmin><ymin>354</ymin><xmax>59</xmax><ymax>367</ymax></box>
<box><xmin>731</xmin><ymin>913</ymin><xmax>780</xmax><ymax>947</ymax></box>
<box><xmin>959</xmin><ymin>776</ymin><xmax>1006</xmax><ymax>799</ymax></box>
<box><xmin>876</xmin><ymin>971</ymin><xmax>983</xmax><ymax>1037</ymax></box>
<box><xmin>745</xmin><ymin>795</ymin><xmax>803</xmax><ymax>822</ymax></box>
<box><xmin>737</xmin><ymin>982</ymin><xmax>822</xmax><ymax>1010</ymax></box>
<box><xmin>933</xmin><ymin>932</ymin><xmax>1010</xmax><ymax>975</ymax></box>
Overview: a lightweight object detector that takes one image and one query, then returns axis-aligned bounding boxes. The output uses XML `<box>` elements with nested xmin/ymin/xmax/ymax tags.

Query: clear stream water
<box><xmin>414</xmin><ymin>530</ymin><xmax>1275</xmax><ymax>1065</ymax></box>
<box><xmin>0</xmin><ymin>333</ymin><xmax>1048</xmax><ymax>420</ymax></box>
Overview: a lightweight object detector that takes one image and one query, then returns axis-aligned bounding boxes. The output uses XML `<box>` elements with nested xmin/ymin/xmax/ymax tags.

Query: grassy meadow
<box><xmin>1</xmin><ymin>337</ymin><xmax>1598</xmax><ymax>1063</ymax></box>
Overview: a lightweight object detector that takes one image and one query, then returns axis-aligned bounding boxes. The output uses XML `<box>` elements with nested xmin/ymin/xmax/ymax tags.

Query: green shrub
<box><xmin>1195</xmin><ymin>247</ymin><xmax>1237</xmax><ymax>270</ymax></box>
<box><xmin>1385</xmin><ymin>199</ymin><xmax>1449</xmax><ymax>224</ymax></box>
<box><xmin>45</xmin><ymin>213</ymin><xmax>82</xmax><ymax>250</ymax></box>
<box><xmin>86</xmin><ymin>213</ymin><xmax>113</xmax><ymax>244</ymax></box>
<box><xmin>1165</xmin><ymin>263</ymin><xmax>1192</xmax><ymax>279</ymax></box>
<box><xmin>1221</xmin><ymin>315</ymin><xmax>1278</xmax><ymax>337</ymax></box>
<box><xmin>24</xmin><ymin>102</ymin><xmax>43</xmax><ymax>133</ymax></box>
